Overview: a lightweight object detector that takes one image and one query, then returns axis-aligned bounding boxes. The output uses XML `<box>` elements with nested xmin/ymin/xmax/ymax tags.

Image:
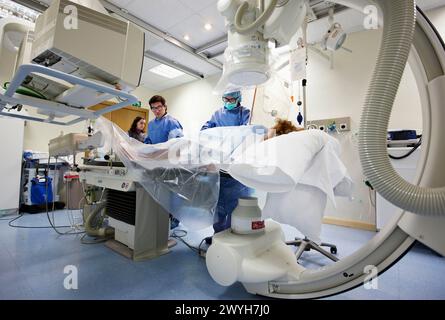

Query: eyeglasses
<box><xmin>150</xmin><ymin>105</ymin><xmax>164</xmax><ymax>111</ymax></box>
<box><xmin>222</xmin><ymin>97</ymin><xmax>237</xmax><ymax>103</ymax></box>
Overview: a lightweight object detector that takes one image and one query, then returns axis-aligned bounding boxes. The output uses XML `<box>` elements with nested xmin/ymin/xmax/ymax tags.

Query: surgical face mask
<box><xmin>223</xmin><ymin>96</ymin><xmax>239</xmax><ymax>110</ymax></box>
<box><xmin>224</xmin><ymin>102</ymin><xmax>238</xmax><ymax>110</ymax></box>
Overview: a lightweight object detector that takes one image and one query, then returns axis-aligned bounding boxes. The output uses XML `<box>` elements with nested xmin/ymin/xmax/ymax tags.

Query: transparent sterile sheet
<box><xmin>94</xmin><ymin>117</ymin><xmax>266</xmax><ymax>229</ymax></box>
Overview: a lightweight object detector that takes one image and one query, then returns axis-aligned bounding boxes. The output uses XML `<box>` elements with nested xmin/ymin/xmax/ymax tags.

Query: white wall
<box><xmin>155</xmin><ymin>75</ymin><xmax>260</xmax><ymax>135</ymax></box>
<box><xmin>0</xmin><ymin>116</ymin><xmax>24</xmax><ymax>212</ymax></box>
<box><xmin>155</xmin><ymin>75</ymin><xmax>222</xmax><ymax>134</ymax></box>
<box><xmin>23</xmin><ymin>117</ymin><xmax>86</xmax><ymax>152</ymax></box>
<box><xmin>131</xmin><ymin>86</ymin><xmax>156</xmax><ymax>108</ymax></box>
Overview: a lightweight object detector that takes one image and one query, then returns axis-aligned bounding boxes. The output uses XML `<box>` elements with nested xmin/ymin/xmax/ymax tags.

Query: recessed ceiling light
<box><xmin>149</xmin><ymin>64</ymin><xmax>185</xmax><ymax>79</ymax></box>
<box><xmin>184</xmin><ymin>34</ymin><xmax>190</xmax><ymax>41</ymax></box>
<box><xmin>204</xmin><ymin>23</ymin><xmax>212</xmax><ymax>31</ymax></box>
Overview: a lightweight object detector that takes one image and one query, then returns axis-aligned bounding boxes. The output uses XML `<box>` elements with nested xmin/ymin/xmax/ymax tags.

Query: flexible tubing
<box><xmin>358</xmin><ymin>0</ymin><xmax>445</xmax><ymax>216</ymax></box>
<box><xmin>85</xmin><ymin>201</ymin><xmax>114</xmax><ymax>237</ymax></box>
<box><xmin>234</xmin><ymin>0</ymin><xmax>278</xmax><ymax>35</ymax></box>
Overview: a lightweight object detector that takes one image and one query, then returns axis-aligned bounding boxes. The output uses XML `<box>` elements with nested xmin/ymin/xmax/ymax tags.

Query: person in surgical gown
<box><xmin>144</xmin><ymin>95</ymin><xmax>183</xmax><ymax>229</ymax></box>
<box><xmin>201</xmin><ymin>91</ymin><xmax>251</xmax><ymax>130</ymax></box>
<box><xmin>144</xmin><ymin>95</ymin><xmax>183</xmax><ymax>144</ymax></box>
<box><xmin>201</xmin><ymin>91</ymin><xmax>253</xmax><ymax>240</ymax></box>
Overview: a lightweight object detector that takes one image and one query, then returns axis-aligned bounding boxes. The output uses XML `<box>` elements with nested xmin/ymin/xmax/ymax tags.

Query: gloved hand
<box><xmin>250</xmin><ymin>124</ymin><xmax>268</xmax><ymax>135</ymax></box>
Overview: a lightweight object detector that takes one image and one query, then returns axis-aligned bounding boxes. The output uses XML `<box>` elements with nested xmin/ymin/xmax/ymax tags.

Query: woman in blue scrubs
<box><xmin>201</xmin><ymin>91</ymin><xmax>253</xmax><ymax>239</ymax></box>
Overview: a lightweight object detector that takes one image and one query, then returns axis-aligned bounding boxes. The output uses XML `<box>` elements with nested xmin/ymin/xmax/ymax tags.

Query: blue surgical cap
<box><xmin>223</xmin><ymin>91</ymin><xmax>242</xmax><ymax>100</ymax></box>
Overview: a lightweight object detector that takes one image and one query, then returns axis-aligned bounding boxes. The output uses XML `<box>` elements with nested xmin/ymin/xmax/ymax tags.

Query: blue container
<box><xmin>31</xmin><ymin>176</ymin><xmax>53</xmax><ymax>205</ymax></box>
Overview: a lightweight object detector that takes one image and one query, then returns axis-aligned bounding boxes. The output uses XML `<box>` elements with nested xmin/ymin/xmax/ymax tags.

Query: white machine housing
<box><xmin>48</xmin><ymin>132</ymin><xmax>104</xmax><ymax>157</ymax></box>
<box><xmin>215</xmin><ymin>0</ymin><xmax>306</xmax><ymax>91</ymax></box>
<box><xmin>0</xmin><ymin>17</ymin><xmax>34</xmax><ymax>86</ymax></box>
<box><xmin>207</xmin><ymin>220</ymin><xmax>303</xmax><ymax>286</ymax></box>
<box><xmin>30</xmin><ymin>0</ymin><xmax>144</xmax><ymax>91</ymax></box>
<box><xmin>0</xmin><ymin>0</ymin><xmax>142</xmax><ymax>125</ymax></box>
<box><xmin>79</xmin><ymin>166</ymin><xmax>171</xmax><ymax>260</ymax></box>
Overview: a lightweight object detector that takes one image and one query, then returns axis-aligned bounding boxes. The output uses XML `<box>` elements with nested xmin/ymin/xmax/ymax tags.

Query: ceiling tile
<box><xmin>142</xmin><ymin>57</ymin><xmax>160</xmax><ymax>71</ymax></box>
<box><xmin>140</xmin><ymin>76</ymin><xmax>196</xmax><ymax>91</ymax></box>
<box><xmin>140</xmin><ymin>58</ymin><xmax>198</xmax><ymax>91</ymax></box>
<box><xmin>178</xmin><ymin>0</ymin><xmax>218</xmax><ymax>12</ymax></box>
<box><xmin>145</xmin><ymin>32</ymin><xmax>165</xmax><ymax>49</ymax></box>
<box><xmin>123</xmin><ymin>0</ymin><xmax>194</xmax><ymax>30</ymax></box>
<box><xmin>167</xmin><ymin>13</ymin><xmax>226</xmax><ymax>48</ymax></box>
<box><xmin>197</xmin><ymin>3</ymin><xmax>227</xmax><ymax>34</ymax></box>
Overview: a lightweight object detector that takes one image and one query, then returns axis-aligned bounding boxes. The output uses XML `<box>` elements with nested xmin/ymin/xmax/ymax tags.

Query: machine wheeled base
<box><xmin>286</xmin><ymin>237</ymin><xmax>339</xmax><ymax>262</ymax></box>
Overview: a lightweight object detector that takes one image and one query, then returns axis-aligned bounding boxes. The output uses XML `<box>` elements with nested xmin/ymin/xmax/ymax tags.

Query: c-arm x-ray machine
<box><xmin>205</xmin><ymin>0</ymin><xmax>445</xmax><ymax>299</ymax></box>
<box><xmin>1</xmin><ymin>0</ymin><xmax>444</xmax><ymax>299</ymax></box>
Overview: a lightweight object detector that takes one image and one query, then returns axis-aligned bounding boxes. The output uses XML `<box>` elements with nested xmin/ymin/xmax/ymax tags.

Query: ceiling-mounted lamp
<box><xmin>321</xmin><ymin>22</ymin><xmax>347</xmax><ymax>51</ymax></box>
<box><xmin>321</xmin><ymin>8</ymin><xmax>347</xmax><ymax>51</ymax></box>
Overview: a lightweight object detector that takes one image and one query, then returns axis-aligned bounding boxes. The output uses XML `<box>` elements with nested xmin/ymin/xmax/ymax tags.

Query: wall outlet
<box><xmin>307</xmin><ymin>117</ymin><xmax>351</xmax><ymax>133</ymax></box>
<box><xmin>307</xmin><ymin>123</ymin><xmax>318</xmax><ymax>130</ymax></box>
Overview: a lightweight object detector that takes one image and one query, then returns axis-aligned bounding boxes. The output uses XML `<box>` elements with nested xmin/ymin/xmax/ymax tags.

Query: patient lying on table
<box><xmin>95</xmin><ymin>116</ymin><xmax>352</xmax><ymax>236</ymax></box>
<box><xmin>228</xmin><ymin>119</ymin><xmax>352</xmax><ymax>243</ymax></box>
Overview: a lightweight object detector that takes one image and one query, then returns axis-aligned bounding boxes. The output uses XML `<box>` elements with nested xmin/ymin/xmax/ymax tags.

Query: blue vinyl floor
<box><xmin>0</xmin><ymin>210</ymin><xmax>444</xmax><ymax>300</ymax></box>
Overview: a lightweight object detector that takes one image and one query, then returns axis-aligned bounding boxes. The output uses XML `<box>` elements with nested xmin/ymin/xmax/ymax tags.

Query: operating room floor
<box><xmin>0</xmin><ymin>210</ymin><xmax>444</xmax><ymax>300</ymax></box>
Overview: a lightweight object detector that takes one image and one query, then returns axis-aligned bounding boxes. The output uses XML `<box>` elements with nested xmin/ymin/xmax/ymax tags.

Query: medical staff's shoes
<box><xmin>170</xmin><ymin>216</ymin><xmax>180</xmax><ymax>230</ymax></box>
<box><xmin>204</xmin><ymin>236</ymin><xmax>213</xmax><ymax>245</ymax></box>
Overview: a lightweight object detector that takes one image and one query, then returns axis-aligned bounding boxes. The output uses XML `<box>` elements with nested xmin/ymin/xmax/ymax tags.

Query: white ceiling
<box><xmin>105</xmin><ymin>0</ymin><xmax>225</xmax><ymax>91</ymax></box>
<box><xmin>109</xmin><ymin>0</ymin><xmax>225</xmax><ymax>48</ymax></box>
<box><xmin>110</xmin><ymin>0</ymin><xmax>445</xmax><ymax>92</ymax></box>
<box><xmin>20</xmin><ymin>0</ymin><xmax>445</xmax><ymax>92</ymax></box>
<box><xmin>140</xmin><ymin>57</ymin><xmax>199</xmax><ymax>91</ymax></box>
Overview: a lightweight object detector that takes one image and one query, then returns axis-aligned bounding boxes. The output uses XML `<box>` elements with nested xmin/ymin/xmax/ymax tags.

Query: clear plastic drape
<box><xmin>94</xmin><ymin>117</ymin><xmax>266</xmax><ymax>229</ymax></box>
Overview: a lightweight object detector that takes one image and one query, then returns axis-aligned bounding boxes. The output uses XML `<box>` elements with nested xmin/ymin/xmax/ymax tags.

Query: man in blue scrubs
<box><xmin>144</xmin><ymin>95</ymin><xmax>183</xmax><ymax>229</ymax></box>
<box><xmin>144</xmin><ymin>95</ymin><xmax>183</xmax><ymax>144</ymax></box>
<box><xmin>201</xmin><ymin>91</ymin><xmax>251</xmax><ymax>130</ymax></box>
<box><xmin>201</xmin><ymin>91</ymin><xmax>253</xmax><ymax>241</ymax></box>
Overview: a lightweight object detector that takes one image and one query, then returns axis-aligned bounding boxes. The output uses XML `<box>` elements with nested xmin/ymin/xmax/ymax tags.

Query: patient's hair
<box><xmin>271</xmin><ymin>119</ymin><xmax>304</xmax><ymax>136</ymax></box>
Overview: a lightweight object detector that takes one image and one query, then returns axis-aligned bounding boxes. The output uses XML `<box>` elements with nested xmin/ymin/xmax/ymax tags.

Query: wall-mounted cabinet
<box><xmin>89</xmin><ymin>101</ymin><xmax>149</xmax><ymax>133</ymax></box>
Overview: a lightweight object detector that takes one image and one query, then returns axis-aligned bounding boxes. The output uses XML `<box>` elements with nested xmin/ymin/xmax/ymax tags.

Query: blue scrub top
<box><xmin>201</xmin><ymin>105</ymin><xmax>250</xmax><ymax>130</ymax></box>
<box><xmin>144</xmin><ymin>113</ymin><xmax>184</xmax><ymax>144</ymax></box>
